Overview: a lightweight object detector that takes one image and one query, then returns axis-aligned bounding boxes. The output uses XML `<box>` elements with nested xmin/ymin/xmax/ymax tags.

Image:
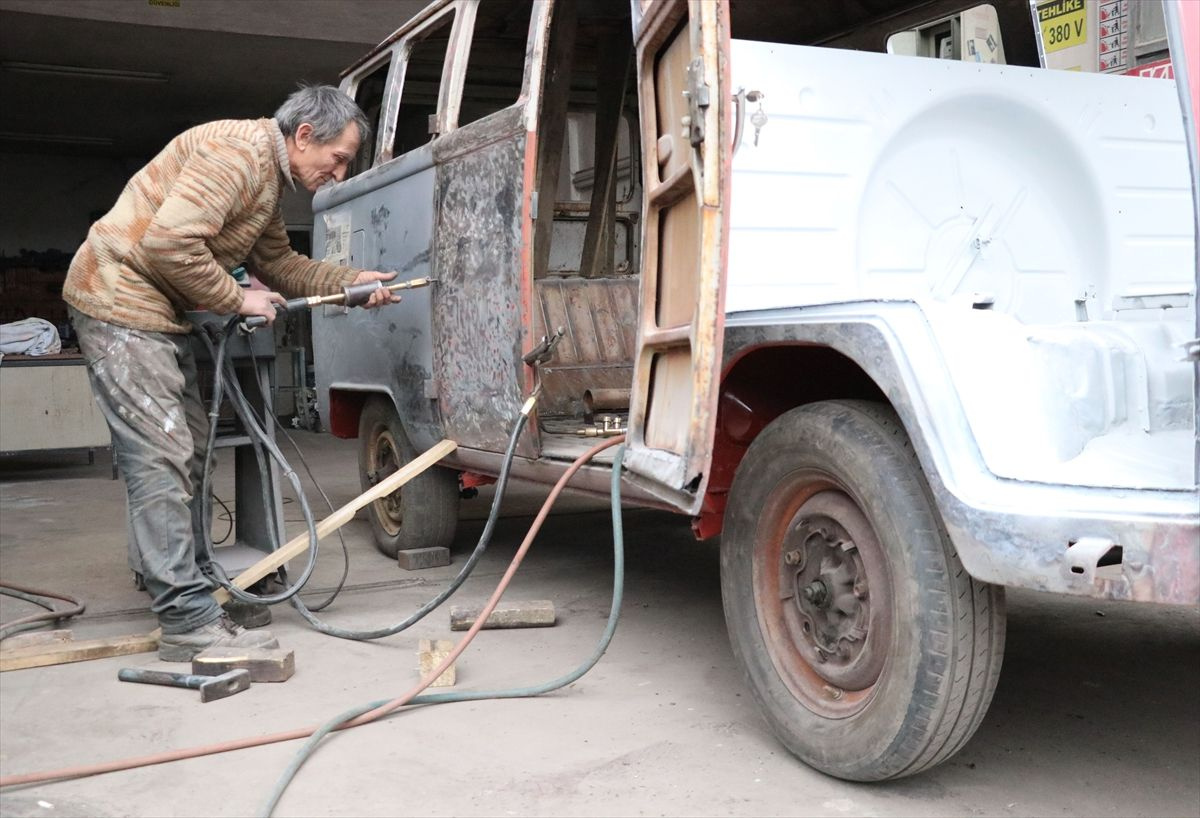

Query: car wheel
<box><xmin>357</xmin><ymin>396</ymin><xmax>460</xmax><ymax>559</ymax></box>
<box><xmin>720</xmin><ymin>400</ymin><xmax>1005</xmax><ymax>780</ymax></box>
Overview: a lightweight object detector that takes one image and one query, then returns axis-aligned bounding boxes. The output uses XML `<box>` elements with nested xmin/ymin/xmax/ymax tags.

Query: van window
<box><xmin>393</xmin><ymin>13</ymin><xmax>455</xmax><ymax>157</ymax></box>
<box><xmin>459</xmin><ymin>0</ymin><xmax>535</xmax><ymax>127</ymax></box>
<box><xmin>350</xmin><ymin>59</ymin><xmax>389</xmax><ymax>175</ymax></box>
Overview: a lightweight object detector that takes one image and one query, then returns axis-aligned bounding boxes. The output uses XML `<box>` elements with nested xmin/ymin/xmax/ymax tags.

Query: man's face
<box><xmin>289</xmin><ymin>122</ymin><xmax>361</xmax><ymax>192</ymax></box>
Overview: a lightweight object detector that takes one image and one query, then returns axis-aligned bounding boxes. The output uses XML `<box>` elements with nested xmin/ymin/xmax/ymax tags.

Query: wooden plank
<box><xmin>0</xmin><ymin>440</ymin><xmax>457</xmax><ymax>672</ymax></box>
<box><xmin>530</xmin><ymin>0</ymin><xmax>577</xmax><ymax>280</ymax></box>
<box><xmin>449</xmin><ymin>599</ymin><xmax>556</xmax><ymax>631</ymax></box>
<box><xmin>0</xmin><ymin>629</ymin><xmax>73</xmax><ymax>651</ymax></box>
<box><xmin>0</xmin><ymin>632</ymin><xmax>159</xmax><ymax>672</ymax></box>
<box><xmin>213</xmin><ymin>439</ymin><xmax>457</xmax><ymax>605</ymax></box>
<box><xmin>579</xmin><ymin>25</ymin><xmax>632</xmax><ymax>279</ymax></box>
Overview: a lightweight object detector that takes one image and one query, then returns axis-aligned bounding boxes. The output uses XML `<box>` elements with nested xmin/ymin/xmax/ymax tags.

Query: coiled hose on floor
<box><xmin>0</xmin><ymin>435</ymin><xmax>627</xmax><ymax>809</ymax></box>
<box><xmin>259</xmin><ymin>439</ymin><xmax>626</xmax><ymax>816</ymax></box>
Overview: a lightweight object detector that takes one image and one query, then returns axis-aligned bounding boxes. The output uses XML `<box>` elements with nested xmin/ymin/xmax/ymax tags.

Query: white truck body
<box><xmin>728</xmin><ymin>41</ymin><xmax>1195</xmax><ymax>491</ymax></box>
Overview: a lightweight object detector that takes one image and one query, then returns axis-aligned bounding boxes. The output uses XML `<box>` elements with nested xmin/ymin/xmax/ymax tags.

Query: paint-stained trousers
<box><xmin>70</xmin><ymin>307</ymin><xmax>223</xmax><ymax>634</ymax></box>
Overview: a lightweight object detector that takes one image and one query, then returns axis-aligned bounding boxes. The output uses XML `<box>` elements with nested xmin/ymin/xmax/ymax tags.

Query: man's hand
<box><xmin>351</xmin><ymin>271</ymin><xmax>403</xmax><ymax>309</ymax></box>
<box><xmin>238</xmin><ymin>288</ymin><xmax>287</xmax><ymax>325</ymax></box>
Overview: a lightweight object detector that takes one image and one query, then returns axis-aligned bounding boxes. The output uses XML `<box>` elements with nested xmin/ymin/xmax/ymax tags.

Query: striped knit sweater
<box><xmin>63</xmin><ymin>118</ymin><xmax>356</xmax><ymax>334</ymax></box>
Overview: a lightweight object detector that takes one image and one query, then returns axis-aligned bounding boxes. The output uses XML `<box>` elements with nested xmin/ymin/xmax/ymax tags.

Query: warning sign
<box><xmin>1037</xmin><ymin>0</ymin><xmax>1087</xmax><ymax>53</ymax></box>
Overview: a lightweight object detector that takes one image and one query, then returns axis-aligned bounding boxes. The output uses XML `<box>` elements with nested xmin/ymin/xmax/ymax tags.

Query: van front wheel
<box><xmin>357</xmin><ymin>397</ymin><xmax>459</xmax><ymax>559</ymax></box>
<box><xmin>720</xmin><ymin>400</ymin><xmax>1005</xmax><ymax>781</ymax></box>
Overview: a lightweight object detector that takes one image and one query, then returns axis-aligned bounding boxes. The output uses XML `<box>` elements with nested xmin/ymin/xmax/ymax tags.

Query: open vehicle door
<box><xmin>623</xmin><ymin>0</ymin><xmax>731</xmax><ymax>512</ymax></box>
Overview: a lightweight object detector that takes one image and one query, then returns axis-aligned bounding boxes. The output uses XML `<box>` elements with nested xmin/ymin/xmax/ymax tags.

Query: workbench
<box><xmin>0</xmin><ymin>352</ymin><xmax>112</xmax><ymax>469</ymax></box>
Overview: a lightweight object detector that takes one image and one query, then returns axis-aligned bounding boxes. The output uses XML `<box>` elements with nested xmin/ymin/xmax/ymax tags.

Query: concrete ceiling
<box><xmin>0</xmin><ymin>1</ymin><xmax>427</xmax><ymax>159</ymax></box>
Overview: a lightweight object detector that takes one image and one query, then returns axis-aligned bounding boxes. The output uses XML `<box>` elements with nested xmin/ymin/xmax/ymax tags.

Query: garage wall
<box><xmin>0</xmin><ymin>153</ymin><xmax>317</xmax><ymax>256</ymax></box>
<box><xmin>0</xmin><ymin>153</ymin><xmax>132</xmax><ymax>254</ymax></box>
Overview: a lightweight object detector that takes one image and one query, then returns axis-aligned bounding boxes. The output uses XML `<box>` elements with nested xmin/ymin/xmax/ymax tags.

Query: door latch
<box><xmin>682</xmin><ymin>58</ymin><xmax>711</xmax><ymax>147</ymax></box>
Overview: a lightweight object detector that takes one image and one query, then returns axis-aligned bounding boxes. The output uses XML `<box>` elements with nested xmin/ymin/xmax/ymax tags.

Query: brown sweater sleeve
<box><xmin>249</xmin><ymin>208</ymin><xmax>358</xmax><ymax>298</ymax></box>
<box><xmin>134</xmin><ymin>135</ymin><xmax>259</xmax><ymax>316</ymax></box>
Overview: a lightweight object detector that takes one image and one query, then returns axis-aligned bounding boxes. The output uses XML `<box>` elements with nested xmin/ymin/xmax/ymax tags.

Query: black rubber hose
<box><xmin>0</xmin><ymin>582</ymin><xmax>86</xmax><ymax>642</ymax></box>
<box><xmin>202</xmin><ymin>318</ymin><xmax>532</xmax><ymax>638</ymax></box>
<box><xmin>237</xmin><ymin>329</ymin><xmax>536</xmax><ymax>639</ymax></box>
<box><xmin>259</xmin><ymin>442</ymin><xmax>627</xmax><ymax>817</ymax></box>
<box><xmin>286</xmin><ymin>405</ymin><xmax>530</xmax><ymax>640</ymax></box>
<box><xmin>192</xmin><ymin>323</ymin><xmax>321</xmax><ymax>606</ymax></box>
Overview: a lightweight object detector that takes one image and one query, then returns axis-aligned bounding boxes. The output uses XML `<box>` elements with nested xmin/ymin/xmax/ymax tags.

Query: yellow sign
<box><xmin>1037</xmin><ymin>0</ymin><xmax>1087</xmax><ymax>54</ymax></box>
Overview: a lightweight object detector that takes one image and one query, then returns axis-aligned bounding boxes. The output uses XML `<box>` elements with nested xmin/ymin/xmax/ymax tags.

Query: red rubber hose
<box><xmin>0</xmin><ymin>435</ymin><xmax>624</xmax><ymax>789</ymax></box>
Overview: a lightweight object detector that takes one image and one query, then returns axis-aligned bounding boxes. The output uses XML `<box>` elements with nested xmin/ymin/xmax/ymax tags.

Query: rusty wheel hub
<box><xmin>778</xmin><ymin>491</ymin><xmax>890</xmax><ymax>693</ymax></box>
<box><xmin>369</xmin><ymin>430</ymin><xmax>403</xmax><ymax>533</ymax></box>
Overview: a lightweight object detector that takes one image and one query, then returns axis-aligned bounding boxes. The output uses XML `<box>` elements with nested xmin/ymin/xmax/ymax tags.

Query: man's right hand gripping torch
<box><xmin>241</xmin><ymin>277</ymin><xmax>434</xmax><ymax>329</ymax></box>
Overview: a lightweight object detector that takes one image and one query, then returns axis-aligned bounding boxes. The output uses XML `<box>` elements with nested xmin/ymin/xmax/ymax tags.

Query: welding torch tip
<box><xmin>384</xmin><ymin>277</ymin><xmax>434</xmax><ymax>291</ymax></box>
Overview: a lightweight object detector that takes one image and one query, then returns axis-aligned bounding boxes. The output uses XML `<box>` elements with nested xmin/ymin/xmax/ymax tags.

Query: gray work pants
<box><xmin>70</xmin><ymin>307</ymin><xmax>222</xmax><ymax>634</ymax></box>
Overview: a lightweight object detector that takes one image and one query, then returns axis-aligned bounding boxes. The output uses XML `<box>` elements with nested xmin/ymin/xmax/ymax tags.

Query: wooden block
<box><xmin>192</xmin><ymin>647</ymin><xmax>295</xmax><ymax>683</ymax></box>
<box><xmin>397</xmin><ymin>546</ymin><xmax>451</xmax><ymax>571</ymax></box>
<box><xmin>417</xmin><ymin>638</ymin><xmax>456</xmax><ymax>687</ymax></box>
<box><xmin>0</xmin><ymin>630</ymin><xmax>73</xmax><ymax>651</ymax></box>
<box><xmin>449</xmin><ymin>600</ymin><xmax>556</xmax><ymax>631</ymax></box>
<box><xmin>0</xmin><ymin>632</ymin><xmax>158</xmax><ymax>672</ymax></box>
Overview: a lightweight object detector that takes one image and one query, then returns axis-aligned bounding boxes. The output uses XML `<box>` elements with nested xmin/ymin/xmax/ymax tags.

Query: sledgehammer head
<box><xmin>117</xmin><ymin>667</ymin><xmax>251</xmax><ymax>703</ymax></box>
<box><xmin>199</xmin><ymin>669</ymin><xmax>251</xmax><ymax>702</ymax></box>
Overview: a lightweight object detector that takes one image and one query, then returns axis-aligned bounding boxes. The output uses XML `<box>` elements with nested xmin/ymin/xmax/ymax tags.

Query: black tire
<box><xmin>720</xmin><ymin>400</ymin><xmax>1005</xmax><ymax>781</ymax></box>
<box><xmin>357</xmin><ymin>396</ymin><xmax>460</xmax><ymax>559</ymax></box>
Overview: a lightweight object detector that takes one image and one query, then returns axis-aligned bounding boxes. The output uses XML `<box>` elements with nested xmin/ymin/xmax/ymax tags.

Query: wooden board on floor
<box><xmin>0</xmin><ymin>439</ymin><xmax>458</xmax><ymax>672</ymax></box>
<box><xmin>0</xmin><ymin>632</ymin><xmax>159</xmax><ymax>672</ymax></box>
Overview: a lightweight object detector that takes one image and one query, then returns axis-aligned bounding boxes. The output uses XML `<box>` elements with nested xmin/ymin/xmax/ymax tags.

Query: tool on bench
<box><xmin>117</xmin><ymin>667</ymin><xmax>251</xmax><ymax>703</ymax></box>
<box><xmin>241</xmin><ymin>276</ymin><xmax>434</xmax><ymax>328</ymax></box>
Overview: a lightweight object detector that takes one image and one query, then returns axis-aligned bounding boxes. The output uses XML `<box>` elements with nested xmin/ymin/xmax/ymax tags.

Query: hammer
<box><xmin>117</xmin><ymin>667</ymin><xmax>250</xmax><ymax>703</ymax></box>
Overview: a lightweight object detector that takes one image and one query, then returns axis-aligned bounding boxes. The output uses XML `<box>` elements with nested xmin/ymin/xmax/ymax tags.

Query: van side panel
<box><xmin>311</xmin><ymin>146</ymin><xmax>441</xmax><ymax>449</ymax></box>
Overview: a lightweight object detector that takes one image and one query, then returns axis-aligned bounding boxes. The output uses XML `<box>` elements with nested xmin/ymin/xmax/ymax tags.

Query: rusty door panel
<box><xmin>624</xmin><ymin>0</ymin><xmax>731</xmax><ymax>505</ymax></box>
<box><xmin>533</xmin><ymin>276</ymin><xmax>638</xmax><ymax>417</ymax></box>
<box><xmin>431</xmin><ymin>133</ymin><xmax>530</xmax><ymax>453</ymax></box>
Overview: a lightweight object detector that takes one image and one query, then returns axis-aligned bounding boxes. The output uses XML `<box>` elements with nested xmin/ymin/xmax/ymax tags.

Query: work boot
<box><xmin>222</xmin><ymin>598</ymin><xmax>272</xmax><ymax>629</ymax></box>
<box><xmin>158</xmin><ymin>615</ymin><xmax>279</xmax><ymax>662</ymax></box>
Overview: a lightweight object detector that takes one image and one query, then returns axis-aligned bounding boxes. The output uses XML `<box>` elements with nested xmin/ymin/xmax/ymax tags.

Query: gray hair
<box><xmin>275</xmin><ymin>84</ymin><xmax>372</xmax><ymax>146</ymax></box>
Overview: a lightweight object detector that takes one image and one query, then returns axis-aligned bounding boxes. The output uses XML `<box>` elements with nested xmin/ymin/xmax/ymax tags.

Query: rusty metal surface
<box><xmin>723</xmin><ymin>305</ymin><xmax>1200</xmax><ymax>606</ymax></box>
<box><xmin>446</xmin><ymin>444</ymin><xmax>688</xmax><ymax>512</ymax></box>
<box><xmin>533</xmin><ymin>275</ymin><xmax>637</xmax><ymax>417</ymax></box>
<box><xmin>623</xmin><ymin>0</ymin><xmax>730</xmax><ymax>498</ymax></box>
<box><xmin>432</xmin><ymin>130</ymin><xmax>530</xmax><ymax>453</ymax></box>
<box><xmin>339</xmin><ymin>0</ymin><xmax>452</xmax><ymax>80</ymax></box>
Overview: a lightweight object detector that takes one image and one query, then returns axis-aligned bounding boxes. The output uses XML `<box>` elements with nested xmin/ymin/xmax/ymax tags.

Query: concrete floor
<box><xmin>1</xmin><ymin>433</ymin><xmax>1198</xmax><ymax>818</ymax></box>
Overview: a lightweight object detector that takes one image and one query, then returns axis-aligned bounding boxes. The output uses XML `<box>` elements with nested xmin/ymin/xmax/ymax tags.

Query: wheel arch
<box><xmin>695</xmin><ymin>343</ymin><xmax>890</xmax><ymax>539</ymax></box>
<box><xmin>328</xmin><ymin>386</ymin><xmax>400</xmax><ymax>440</ymax></box>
